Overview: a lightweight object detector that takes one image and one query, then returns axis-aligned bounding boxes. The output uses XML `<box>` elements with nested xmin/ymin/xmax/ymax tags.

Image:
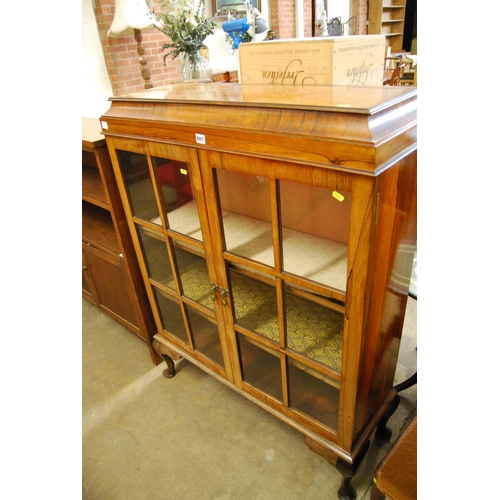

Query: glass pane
<box><xmin>230</xmin><ymin>269</ymin><xmax>278</xmax><ymax>343</ymax></box>
<box><xmin>152</xmin><ymin>157</ymin><xmax>202</xmax><ymax>241</ymax></box>
<box><xmin>136</xmin><ymin>226</ymin><xmax>174</xmax><ymax>288</ymax></box>
<box><xmin>187</xmin><ymin>305</ymin><xmax>224</xmax><ymax>368</ymax></box>
<box><xmin>288</xmin><ymin>359</ymin><xmax>339</xmax><ymax>430</ymax></box>
<box><xmin>285</xmin><ymin>288</ymin><xmax>343</xmax><ymax>373</ymax></box>
<box><xmin>116</xmin><ymin>150</ymin><xmax>159</xmax><ymax>222</ymax></box>
<box><xmin>173</xmin><ymin>245</ymin><xmax>214</xmax><ymax>311</ymax></box>
<box><xmin>153</xmin><ymin>288</ymin><xmax>189</xmax><ymax>344</ymax></box>
<box><xmin>216</xmin><ymin>169</ymin><xmax>274</xmax><ymax>266</ymax></box>
<box><xmin>280</xmin><ymin>180</ymin><xmax>351</xmax><ymax>291</ymax></box>
<box><xmin>237</xmin><ymin>333</ymin><xmax>282</xmax><ymax>402</ymax></box>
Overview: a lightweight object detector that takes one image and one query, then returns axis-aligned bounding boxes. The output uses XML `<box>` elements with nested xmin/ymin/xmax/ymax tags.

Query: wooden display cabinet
<box><xmin>100</xmin><ymin>83</ymin><xmax>417</xmax><ymax>499</ymax></box>
<box><xmin>82</xmin><ymin>117</ymin><xmax>160</xmax><ymax>365</ymax></box>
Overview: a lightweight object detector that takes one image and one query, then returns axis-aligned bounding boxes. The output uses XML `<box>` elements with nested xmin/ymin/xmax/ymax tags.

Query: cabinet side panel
<box><xmin>337</xmin><ymin>175</ymin><xmax>376</xmax><ymax>451</ymax></box>
<box><xmin>354</xmin><ymin>151</ymin><xmax>417</xmax><ymax>440</ymax></box>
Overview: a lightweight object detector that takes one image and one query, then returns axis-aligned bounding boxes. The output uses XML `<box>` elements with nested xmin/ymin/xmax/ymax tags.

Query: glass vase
<box><xmin>179</xmin><ymin>51</ymin><xmax>213</xmax><ymax>82</ymax></box>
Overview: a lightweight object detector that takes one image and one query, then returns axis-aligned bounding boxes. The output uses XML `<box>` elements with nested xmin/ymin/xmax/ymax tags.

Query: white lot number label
<box><xmin>195</xmin><ymin>133</ymin><xmax>206</xmax><ymax>144</ymax></box>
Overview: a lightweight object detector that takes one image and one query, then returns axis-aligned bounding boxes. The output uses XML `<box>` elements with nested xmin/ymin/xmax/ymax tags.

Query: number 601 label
<box><xmin>195</xmin><ymin>133</ymin><xmax>206</xmax><ymax>144</ymax></box>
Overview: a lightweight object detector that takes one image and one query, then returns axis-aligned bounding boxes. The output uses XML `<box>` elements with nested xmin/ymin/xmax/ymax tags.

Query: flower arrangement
<box><xmin>151</xmin><ymin>0</ymin><xmax>215</xmax><ymax>66</ymax></box>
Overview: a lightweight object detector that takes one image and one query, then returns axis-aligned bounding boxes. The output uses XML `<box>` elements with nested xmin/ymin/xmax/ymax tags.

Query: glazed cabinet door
<box><xmin>199</xmin><ymin>150</ymin><xmax>354</xmax><ymax>443</ymax></box>
<box><xmin>106</xmin><ymin>138</ymin><xmax>233</xmax><ymax>381</ymax></box>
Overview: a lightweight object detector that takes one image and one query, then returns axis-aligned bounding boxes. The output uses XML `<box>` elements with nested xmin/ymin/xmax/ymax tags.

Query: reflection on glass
<box><xmin>237</xmin><ymin>333</ymin><xmax>282</xmax><ymax>401</ymax></box>
<box><xmin>285</xmin><ymin>289</ymin><xmax>343</xmax><ymax>373</ymax></box>
<box><xmin>116</xmin><ymin>150</ymin><xmax>159</xmax><ymax>222</ymax></box>
<box><xmin>230</xmin><ymin>269</ymin><xmax>278</xmax><ymax>342</ymax></box>
<box><xmin>154</xmin><ymin>288</ymin><xmax>188</xmax><ymax>344</ymax></box>
<box><xmin>288</xmin><ymin>359</ymin><xmax>339</xmax><ymax>430</ymax></box>
<box><xmin>216</xmin><ymin>169</ymin><xmax>274</xmax><ymax>266</ymax></box>
<box><xmin>137</xmin><ymin>226</ymin><xmax>174</xmax><ymax>287</ymax></box>
<box><xmin>280</xmin><ymin>180</ymin><xmax>351</xmax><ymax>291</ymax></box>
<box><xmin>172</xmin><ymin>245</ymin><xmax>214</xmax><ymax>311</ymax></box>
<box><xmin>152</xmin><ymin>157</ymin><xmax>202</xmax><ymax>241</ymax></box>
<box><xmin>187</xmin><ymin>305</ymin><xmax>224</xmax><ymax>367</ymax></box>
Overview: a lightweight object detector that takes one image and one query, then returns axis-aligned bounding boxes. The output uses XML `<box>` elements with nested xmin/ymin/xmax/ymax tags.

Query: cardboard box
<box><xmin>238</xmin><ymin>35</ymin><xmax>386</xmax><ymax>86</ymax></box>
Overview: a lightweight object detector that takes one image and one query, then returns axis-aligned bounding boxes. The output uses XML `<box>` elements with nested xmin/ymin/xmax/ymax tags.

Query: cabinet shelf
<box><xmin>154</xmin><ymin>200</ymin><xmax>348</xmax><ymax>293</ymax></box>
<box><xmin>82</xmin><ymin>164</ymin><xmax>108</xmax><ymax>208</ymax></box>
<box><xmin>368</xmin><ymin>0</ymin><xmax>406</xmax><ymax>52</ymax></box>
<box><xmin>82</xmin><ymin>201</ymin><xmax>120</xmax><ymax>256</ymax></box>
<box><xmin>162</xmin><ymin>255</ymin><xmax>344</xmax><ymax>374</ymax></box>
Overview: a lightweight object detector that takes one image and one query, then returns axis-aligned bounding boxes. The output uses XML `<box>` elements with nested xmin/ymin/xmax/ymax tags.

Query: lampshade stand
<box><xmin>133</xmin><ymin>29</ymin><xmax>153</xmax><ymax>90</ymax></box>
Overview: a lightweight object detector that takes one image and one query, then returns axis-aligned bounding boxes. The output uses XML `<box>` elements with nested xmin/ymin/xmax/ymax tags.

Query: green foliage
<box><xmin>151</xmin><ymin>0</ymin><xmax>215</xmax><ymax>65</ymax></box>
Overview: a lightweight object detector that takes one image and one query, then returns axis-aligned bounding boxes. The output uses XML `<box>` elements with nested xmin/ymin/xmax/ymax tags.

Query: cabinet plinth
<box><xmin>82</xmin><ymin>117</ymin><xmax>160</xmax><ymax>364</ymax></box>
<box><xmin>100</xmin><ymin>83</ymin><xmax>417</xmax><ymax>498</ymax></box>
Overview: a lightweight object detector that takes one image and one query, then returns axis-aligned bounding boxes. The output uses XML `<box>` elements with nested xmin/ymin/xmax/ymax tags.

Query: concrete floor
<box><xmin>82</xmin><ymin>296</ymin><xmax>417</xmax><ymax>500</ymax></box>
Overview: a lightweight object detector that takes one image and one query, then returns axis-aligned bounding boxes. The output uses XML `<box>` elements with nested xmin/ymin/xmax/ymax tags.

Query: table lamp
<box><xmin>107</xmin><ymin>0</ymin><xmax>156</xmax><ymax>89</ymax></box>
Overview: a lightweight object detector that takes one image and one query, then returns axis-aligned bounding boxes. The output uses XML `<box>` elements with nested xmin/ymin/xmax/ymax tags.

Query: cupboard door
<box><xmin>82</xmin><ymin>245</ymin><xmax>140</xmax><ymax>330</ymax></box>
<box><xmin>108</xmin><ymin>139</ymin><xmax>232</xmax><ymax>380</ymax></box>
<box><xmin>82</xmin><ymin>251</ymin><xmax>98</xmax><ymax>303</ymax></box>
<box><xmin>200</xmin><ymin>150</ymin><xmax>352</xmax><ymax>438</ymax></box>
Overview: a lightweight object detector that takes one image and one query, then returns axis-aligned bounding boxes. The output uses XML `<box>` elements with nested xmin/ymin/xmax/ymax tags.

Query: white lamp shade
<box><xmin>107</xmin><ymin>0</ymin><xmax>156</xmax><ymax>37</ymax></box>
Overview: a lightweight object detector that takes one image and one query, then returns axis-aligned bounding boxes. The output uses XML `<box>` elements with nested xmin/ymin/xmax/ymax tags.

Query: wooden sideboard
<box><xmin>82</xmin><ymin>117</ymin><xmax>160</xmax><ymax>365</ymax></box>
<box><xmin>100</xmin><ymin>83</ymin><xmax>417</xmax><ymax>499</ymax></box>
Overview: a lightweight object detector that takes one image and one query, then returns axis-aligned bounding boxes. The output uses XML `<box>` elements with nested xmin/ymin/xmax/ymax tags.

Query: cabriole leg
<box><xmin>152</xmin><ymin>338</ymin><xmax>181</xmax><ymax>378</ymax></box>
<box><xmin>160</xmin><ymin>353</ymin><xmax>176</xmax><ymax>378</ymax></box>
<box><xmin>304</xmin><ymin>437</ymin><xmax>370</xmax><ymax>500</ymax></box>
<box><xmin>338</xmin><ymin>476</ymin><xmax>357</xmax><ymax>500</ymax></box>
<box><xmin>375</xmin><ymin>394</ymin><xmax>400</xmax><ymax>440</ymax></box>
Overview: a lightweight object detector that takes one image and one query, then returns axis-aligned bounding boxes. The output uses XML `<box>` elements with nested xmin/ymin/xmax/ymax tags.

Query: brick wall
<box><xmin>94</xmin><ymin>0</ymin><xmax>177</xmax><ymax>96</ymax></box>
<box><xmin>94</xmin><ymin>0</ymin><xmax>368</xmax><ymax>96</ymax></box>
<box><xmin>352</xmin><ymin>0</ymin><xmax>367</xmax><ymax>35</ymax></box>
<box><xmin>270</xmin><ymin>0</ymin><xmax>312</xmax><ymax>39</ymax></box>
<box><xmin>270</xmin><ymin>0</ymin><xmax>295</xmax><ymax>39</ymax></box>
<box><xmin>303</xmin><ymin>0</ymin><xmax>313</xmax><ymax>37</ymax></box>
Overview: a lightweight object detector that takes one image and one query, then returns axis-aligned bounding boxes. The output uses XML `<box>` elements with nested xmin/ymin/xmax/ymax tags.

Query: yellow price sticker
<box><xmin>332</xmin><ymin>191</ymin><xmax>344</xmax><ymax>202</ymax></box>
<box><xmin>180</xmin><ymin>168</ymin><xmax>188</xmax><ymax>175</ymax></box>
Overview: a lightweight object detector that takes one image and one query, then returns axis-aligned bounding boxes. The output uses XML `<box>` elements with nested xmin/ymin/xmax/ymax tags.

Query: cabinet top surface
<box><xmin>82</xmin><ymin>116</ymin><xmax>106</xmax><ymax>147</ymax></box>
<box><xmin>109</xmin><ymin>83</ymin><xmax>416</xmax><ymax>115</ymax></box>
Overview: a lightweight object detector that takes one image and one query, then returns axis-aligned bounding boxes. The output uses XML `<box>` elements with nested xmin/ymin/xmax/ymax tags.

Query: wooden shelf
<box><xmin>82</xmin><ymin>201</ymin><xmax>120</xmax><ymax>255</ymax></box>
<box><xmin>368</xmin><ymin>0</ymin><xmax>407</xmax><ymax>52</ymax></box>
<box><xmin>82</xmin><ymin>164</ymin><xmax>108</xmax><ymax>208</ymax></box>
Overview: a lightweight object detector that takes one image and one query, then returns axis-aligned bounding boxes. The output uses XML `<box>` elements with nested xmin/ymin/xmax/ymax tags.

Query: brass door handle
<box><xmin>220</xmin><ymin>287</ymin><xmax>229</xmax><ymax>307</ymax></box>
<box><xmin>209</xmin><ymin>283</ymin><xmax>229</xmax><ymax>306</ymax></box>
<box><xmin>210</xmin><ymin>282</ymin><xmax>219</xmax><ymax>301</ymax></box>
